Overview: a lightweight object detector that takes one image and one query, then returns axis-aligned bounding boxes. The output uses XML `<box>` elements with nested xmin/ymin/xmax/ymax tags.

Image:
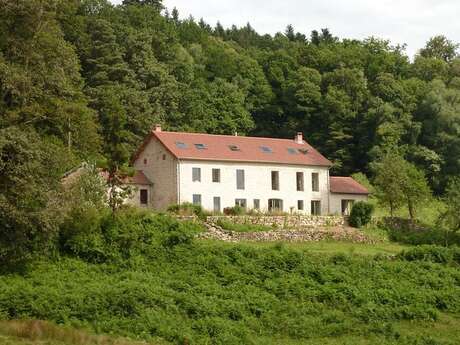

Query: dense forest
<box><xmin>1</xmin><ymin>0</ymin><xmax>460</xmax><ymax>195</ymax></box>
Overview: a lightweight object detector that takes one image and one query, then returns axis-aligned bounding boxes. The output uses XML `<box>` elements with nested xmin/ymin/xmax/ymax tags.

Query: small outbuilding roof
<box><xmin>330</xmin><ymin>176</ymin><xmax>370</xmax><ymax>195</ymax></box>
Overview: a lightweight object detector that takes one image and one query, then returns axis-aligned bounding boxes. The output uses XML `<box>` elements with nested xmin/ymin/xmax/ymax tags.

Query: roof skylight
<box><xmin>260</xmin><ymin>146</ymin><xmax>273</xmax><ymax>153</ymax></box>
<box><xmin>287</xmin><ymin>148</ymin><xmax>298</xmax><ymax>155</ymax></box>
<box><xmin>175</xmin><ymin>142</ymin><xmax>187</xmax><ymax>149</ymax></box>
<box><xmin>194</xmin><ymin>143</ymin><xmax>207</xmax><ymax>150</ymax></box>
<box><xmin>299</xmin><ymin>148</ymin><xmax>309</xmax><ymax>155</ymax></box>
<box><xmin>229</xmin><ymin>145</ymin><xmax>240</xmax><ymax>151</ymax></box>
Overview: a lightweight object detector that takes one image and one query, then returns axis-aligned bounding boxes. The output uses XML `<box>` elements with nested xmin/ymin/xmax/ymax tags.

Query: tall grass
<box><xmin>0</xmin><ymin>320</ymin><xmax>161</xmax><ymax>345</ymax></box>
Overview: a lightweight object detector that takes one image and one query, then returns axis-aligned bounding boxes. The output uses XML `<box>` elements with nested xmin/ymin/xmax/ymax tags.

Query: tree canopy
<box><xmin>0</xmin><ymin>0</ymin><xmax>459</xmax><ymax>197</ymax></box>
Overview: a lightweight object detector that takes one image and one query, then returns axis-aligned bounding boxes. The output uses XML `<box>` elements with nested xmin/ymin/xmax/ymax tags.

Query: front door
<box><xmin>341</xmin><ymin>200</ymin><xmax>354</xmax><ymax>216</ymax></box>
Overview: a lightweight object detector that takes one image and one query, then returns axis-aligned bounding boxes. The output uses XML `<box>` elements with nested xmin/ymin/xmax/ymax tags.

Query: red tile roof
<box><xmin>330</xmin><ymin>177</ymin><xmax>369</xmax><ymax>195</ymax></box>
<box><xmin>133</xmin><ymin>130</ymin><xmax>332</xmax><ymax>167</ymax></box>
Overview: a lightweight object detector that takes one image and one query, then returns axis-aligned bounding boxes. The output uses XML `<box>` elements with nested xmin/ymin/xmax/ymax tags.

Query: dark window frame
<box><xmin>212</xmin><ymin>168</ymin><xmax>221</xmax><ymax>183</ymax></box>
<box><xmin>192</xmin><ymin>167</ymin><xmax>201</xmax><ymax>182</ymax></box>
<box><xmin>296</xmin><ymin>172</ymin><xmax>304</xmax><ymax>191</ymax></box>
<box><xmin>236</xmin><ymin>169</ymin><xmax>245</xmax><ymax>190</ymax></box>
<box><xmin>312</xmin><ymin>172</ymin><xmax>319</xmax><ymax>192</ymax></box>
<box><xmin>297</xmin><ymin>200</ymin><xmax>304</xmax><ymax>210</ymax></box>
<box><xmin>271</xmin><ymin>171</ymin><xmax>280</xmax><ymax>191</ymax></box>
<box><xmin>311</xmin><ymin>200</ymin><xmax>321</xmax><ymax>215</ymax></box>
<box><xmin>140</xmin><ymin>189</ymin><xmax>148</xmax><ymax>205</ymax></box>
<box><xmin>193</xmin><ymin>194</ymin><xmax>202</xmax><ymax>206</ymax></box>
<box><xmin>235</xmin><ymin>198</ymin><xmax>247</xmax><ymax>208</ymax></box>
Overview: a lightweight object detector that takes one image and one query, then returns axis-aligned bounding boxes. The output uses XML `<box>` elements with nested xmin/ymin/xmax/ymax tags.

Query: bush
<box><xmin>349</xmin><ymin>201</ymin><xmax>374</xmax><ymax>228</ymax></box>
<box><xmin>397</xmin><ymin>245</ymin><xmax>460</xmax><ymax>264</ymax></box>
<box><xmin>380</xmin><ymin>217</ymin><xmax>460</xmax><ymax>246</ymax></box>
<box><xmin>167</xmin><ymin>202</ymin><xmax>208</xmax><ymax>220</ymax></box>
<box><xmin>216</xmin><ymin>219</ymin><xmax>273</xmax><ymax>232</ymax></box>
<box><xmin>59</xmin><ymin>207</ymin><xmax>203</xmax><ymax>262</ymax></box>
<box><xmin>223</xmin><ymin>205</ymin><xmax>245</xmax><ymax>215</ymax></box>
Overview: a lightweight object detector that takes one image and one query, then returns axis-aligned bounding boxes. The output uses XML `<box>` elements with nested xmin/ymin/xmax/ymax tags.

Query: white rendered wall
<box><xmin>178</xmin><ymin>160</ymin><xmax>330</xmax><ymax>214</ymax></box>
<box><xmin>329</xmin><ymin>193</ymin><xmax>368</xmax><ymax>215</ymax></box>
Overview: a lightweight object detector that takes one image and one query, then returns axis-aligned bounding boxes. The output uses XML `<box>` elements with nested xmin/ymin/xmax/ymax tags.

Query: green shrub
<box><xmin>167</xmin><ymin>202</ymin><xmax>208</xmax><ymax>220</ymax></box>
<box><xmin>349</xmin><ymin>201</ymin><xmax>374</xmax><ymax>228</ymax></box>
<box><xmin>380</xmin><ymin>217</ymin><xmax>460</xmax><ymax>246</ymax></box>
<box><xmin>223</xmin><ymin>205</ymin><xmax>245</xmax><ymax>215</ymax></box>
<box><xmin>397</xmin><ymin>245</ymin><xmax>460</xmax><ymax>264</ymax></box>
<box><xmin>216</xmin><ymin>219</ymin><xmax>273</xmax><ymax>232</ymax></box>
<box><xmin>59</xmin><ymin>207</ymin><xmax>202</xmax><ymax>262</ymax></box>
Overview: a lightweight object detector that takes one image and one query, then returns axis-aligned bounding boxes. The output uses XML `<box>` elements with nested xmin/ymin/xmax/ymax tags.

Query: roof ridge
<box><xmin>154</xmin><ymin>130</ymin><xmax>308</xmax><ymax>143</ymax></box>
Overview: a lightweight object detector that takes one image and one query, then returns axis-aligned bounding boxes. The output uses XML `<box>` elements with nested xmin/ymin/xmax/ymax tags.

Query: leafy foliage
<box><xmin>349</xmin><ymin>201</ymin><xmax>374</xmax><ymax>228</ymax></box>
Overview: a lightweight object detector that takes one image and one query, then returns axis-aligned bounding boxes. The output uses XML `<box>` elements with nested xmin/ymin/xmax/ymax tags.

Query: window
<box><xmin>297</xmin><ymin>200</ymin><xmax>304</xmax><ymax>211</ymax></box>
<box><xmin>229</xmin><ymin>145</ymin><xmax>240</xmax><ymax>151</ymax></box>
<box><xmin>140</xmin><ymin>189</ymin><xmax>148</xmax><ymax>205</ymax></box>
<box><xmin>253</xmin><ymin>199</ymin><xmax>260</xmax><ymax>210</ymax></box>
<box><xmin>271</xmin><ymin>171</ymin><xmax>279</xmax><ymax>190</ymax></box>
<box><xmin>311</xmin><ymin>200</ymin><xmax>321</xmax><ymax>215</ymax></box>
<box><xmin>236</xmin><ymin>169</ymin><xmax>245</xmax><ymax>190</ymax></box>
<box><xmin>212</xmin><ymin>168</ymin><xmax>221</xmax><ymax>183</ymax></box>
<box><xmin>214</xmin><ymin>197</ymin><xmax>221</xmax><ymax>212</ymax></box>
<box><xmin>193</xmin><ymin>194</ymin><xmax>202</xmax><ymax>206</ymax></box>
<box><xmin>296</xmin><ymin>172</ymin><xmax>304</xmax><ymax>191</ymax></box>
<box><xmin>162</xmin><ymin>154</ymin><xmax>166</xmax><ymax>160</ymax></box>
<box><xmin>235</xmin><ymin>199</ymin><xmax>247</xmax><ymax>208</ymax></box>
<box><xmin>175</xmin><ymin>141</ymin><xmax>187</xmax><ymax>149</ymax></box>
<box><xmin>194</xmin><ymin>143</ymin><xmax>207</xmax><ymax>150</ymax></box>
<box><xmin>268</xmin><ymin>199</ymin><xmax>283</xmax><ymax>212</ymax></box>
<box><xmin>143</xmin><ymin>158</ymin><xmax>147</xmax><ymax>165</ymax></box>
<box><xmin>287</xmin><ymin>148</ymin><xmax>298</xmax><ymax>155</ymax></box>
<box><xmin>312</xmin><ymin>172</ymin><xmax>319</xmax><ymax>192</ymax></box>
<box><xmin>192</xmin><ymin>167</ymin><xmax>201</xmax><ymax>182</ymax></box>
<box><xmin>260</xmin><ymin>146</ymin><xmax>272</xmax><ymax>153</ymax></box>
<box><xmin>341</xmin><ymin>200</ymin><xmax>354</xmax><ymax>216</ymax></box>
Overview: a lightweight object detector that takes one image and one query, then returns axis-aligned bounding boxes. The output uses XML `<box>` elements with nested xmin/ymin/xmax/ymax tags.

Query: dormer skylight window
<box><xmin>194</xmin><ymin>143</ymin><xmax>207</xmax><ymax>150</ymax></box>
<box><xmin>260</xmin><ymin>146</ymin><xmax>272</xmax><ymax>153</ymax></box>
<box><xmin>175</xmin><ymin>142</ymin><xmax>187</xmax><ymax>149</ymax></box>
<box><xmin>229</xmin><ymin>145</ymin><xmax>240</xmax><ymax>151</ymax></box>
<box><xmin>299</xmin><ymin>148</ymin><xmax>309</xmax><ymax>155</ymax></box>
<box><xmin>287</xmin><ymin>148</ymin><xmax>298</xmax><ymax>155</ymax></box>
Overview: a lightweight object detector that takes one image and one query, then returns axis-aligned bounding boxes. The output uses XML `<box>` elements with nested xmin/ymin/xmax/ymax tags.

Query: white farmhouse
<box><xmin>130</xmin><ymin>125</ymin><xmax>369</xmax><ymax>215</ymax></box>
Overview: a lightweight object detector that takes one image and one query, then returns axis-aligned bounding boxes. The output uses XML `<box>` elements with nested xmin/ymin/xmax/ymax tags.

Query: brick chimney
<box><xmin>154</xmin><ymin>124</ymin><xmax>162</xmax><ymax>132</ymax></box>
<box><xmin>295</xmin><ymin>132</ymin><xmax>303</xmax><ymax>144</ymax></box>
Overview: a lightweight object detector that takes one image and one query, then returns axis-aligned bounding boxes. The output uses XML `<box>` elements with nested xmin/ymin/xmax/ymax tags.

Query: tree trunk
<box><xmin>408</xmin><ymin>198</ymin><xmax>414</xmax><ymax>220</ymax></box>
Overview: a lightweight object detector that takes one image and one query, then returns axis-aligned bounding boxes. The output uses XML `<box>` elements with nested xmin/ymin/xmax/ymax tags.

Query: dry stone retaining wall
<box><xmin>206</xmin><ymin>215</ymin><xmax>346</xmax><ymax>229</ymax></box>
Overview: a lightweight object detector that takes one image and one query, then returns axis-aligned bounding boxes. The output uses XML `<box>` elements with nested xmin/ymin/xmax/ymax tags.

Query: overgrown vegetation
<box><xmin>216</xmin><ymin>218</ymin><xmax>274</xmax><ymax>232</ymax></box>
<box><xmin>349</xmin><ymin>201</ymin><xmax>374</xmax><ymax>228</ymax></box>
<box><xmin>1</xmin><ymin>238</ymin><xmax>460</xmax><ymax>345</ymax></box>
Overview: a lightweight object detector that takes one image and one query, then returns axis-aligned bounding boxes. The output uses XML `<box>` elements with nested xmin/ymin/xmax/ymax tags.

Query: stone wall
<box><xmin>206</xmin><ymin>215</ymin><xmax>346</xmax><ymax>229</ymax></box>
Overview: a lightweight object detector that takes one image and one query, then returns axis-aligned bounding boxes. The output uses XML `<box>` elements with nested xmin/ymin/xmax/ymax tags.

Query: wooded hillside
<box><xmin>1</xmin><ymin>0</ymin><xmax>459</xmax><ymax>193</ymax></box>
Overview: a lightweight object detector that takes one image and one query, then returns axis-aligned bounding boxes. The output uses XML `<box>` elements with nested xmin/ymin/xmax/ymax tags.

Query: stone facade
<box><xmin>133</xmin><ymin>136</ymin><xmax>178</xmax><ymax>210</ymax></box>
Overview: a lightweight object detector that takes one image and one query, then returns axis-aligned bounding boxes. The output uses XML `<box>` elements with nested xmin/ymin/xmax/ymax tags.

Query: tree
<box><xmin>400</xmin><ymin>161</ymin><xmax>431</xmax><ymax>220</ymax></box>
<box><xmin>419</xmin><ymin>35</ymin><xmax>458</xmax><ymax>62</ymax></box>
<box><xmin>285</xmin><ymin>25</ymin><xmax>295</xmax><ymax>41</ymax></box>
<box><xmin>0</xmin><ymin>127</ymin><xmax>64</xmax><ymax>264</ymax></box>
<box><xmin>438</xmin><ymin>178</ymin><xmax>460</xmax><ymax>233</ymax></box>
<box><xmin>122</xmin><ymin>0</ymin><xmax>162</xmax><ymax>10</ymax></box>
<box><xmin>0</xmin><ymin>0</ymin><xmax>100</xmax><ymax>157</ymax></box>
<box><xmin>373</xmin><ymin>155</ymin><xmax>406</xmax><ymax>217</ymax></box>
<box><xmin>96</xmin><ymin>87</ymin><xmax>132</xmax><ymax>213</ymax></box>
